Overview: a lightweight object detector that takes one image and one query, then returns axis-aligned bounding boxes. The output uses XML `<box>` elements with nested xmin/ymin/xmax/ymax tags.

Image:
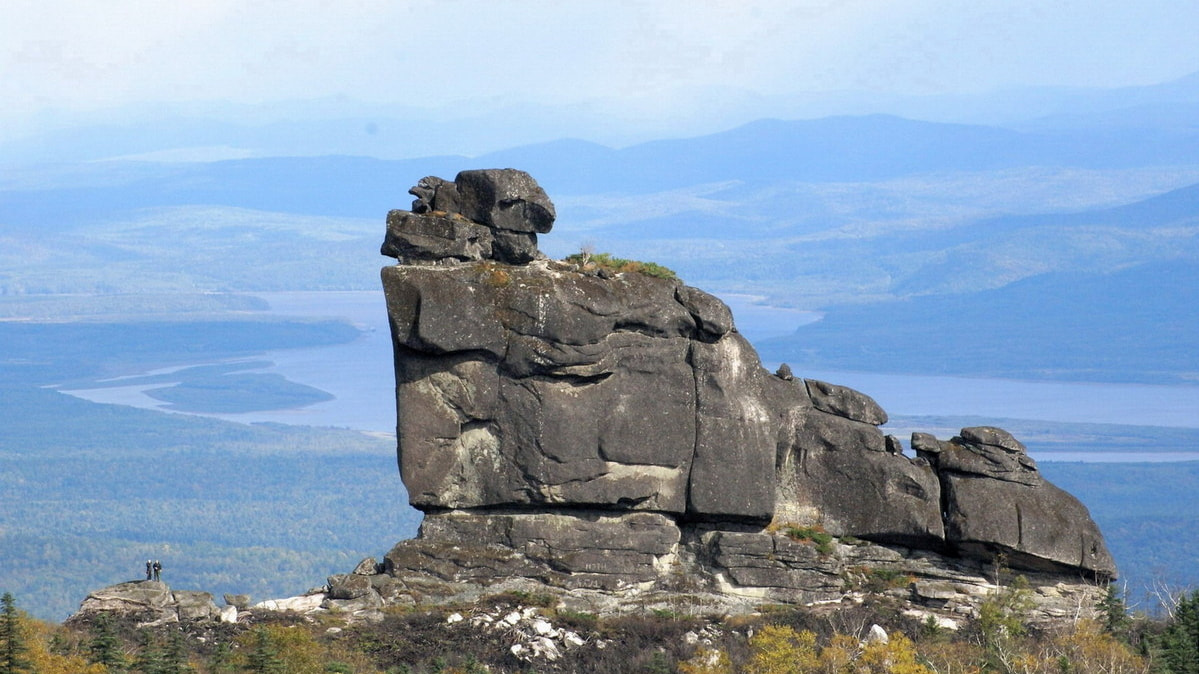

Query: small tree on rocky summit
<box><xmin>0</xmin><ymin>593</ymin><xmax>33</xmax><ymax>674</ymax></box>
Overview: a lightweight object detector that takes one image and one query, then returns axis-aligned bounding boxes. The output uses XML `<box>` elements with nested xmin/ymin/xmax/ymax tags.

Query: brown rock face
<box><xmin>379</xmin><ymin>169</ymin><xmax>1116</xmax><ymax>602</ymax></box>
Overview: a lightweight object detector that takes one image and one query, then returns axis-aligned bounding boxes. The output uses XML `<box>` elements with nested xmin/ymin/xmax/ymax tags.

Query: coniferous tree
<box><xmin>133</xmin><ymin>630</ymin><xmax>166</xmax><ymax>674</ymax></box>
<box><xmin>0</xmin><ymin>593</ymin><xmax>33</xmax><ymax>674</ymax></box>
<box><xmin>1161</xmin><ymin>590</ymin><xmax>1199</xmax><ymax>674</ymax></box>
<box><xmin>161</xmin><ymin>629</ymin><xmax>192</xmax><ymax>674</ymax></box>
<box><xmin>88</xmin><ymin>613</ymin><xmax>127</xmax><ymax>672</ymax></box>
<box><xmin>1098</xmin><ymin>583</ymin><xmax>1132</xmax><ymax>642</ymax></box>
<box><xmin>243</xmin><ymin>628</ymin><xmax>284</xmax><ymax>674</ymax></box>
<box><xmin>207</xmin><ymin>641</ymin><xmax>237</xmax><ymax>674</ymax></box>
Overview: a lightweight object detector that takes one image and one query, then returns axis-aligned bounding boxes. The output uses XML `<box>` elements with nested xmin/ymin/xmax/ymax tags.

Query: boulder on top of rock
<box><xmin>381</xmin><ymin>210</ymin><xmax>493</xmax><ymax>264</ymax></box>
<box><xmin>804</xmin><ymin>379</ymin><xmax>888</xmax><ymax>426</ymax></box>
<box><xmin>929</xmin><ymin>427</ymin><xmax>1040</xmax><ymax>486</ymax></box>
<box><xmin>916</xmin><ymin>427</ymin><xmax>1115</xmax><ymax>579</ymax></box>
<box><xmin>453</xmin><ymin>169</ymin><xmax>556</xmax><ymax>234</ymax></box>
<box><xmin>960</xmin><ymin>426</ymin><xmax>1027</xmax><ymax>453</ymax></box>
<box><xmin>387</xmin><ymin>169</ymin><xmax>554</xmax><ymax>265</ymax></box>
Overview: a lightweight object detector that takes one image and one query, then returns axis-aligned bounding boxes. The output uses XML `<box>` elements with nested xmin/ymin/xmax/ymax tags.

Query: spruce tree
<box><xmin>0</xmin><ymin>593</ymin><xmax>33</xmax><ymax>674</ymax></box>
<box><xmin>207</xmin><ymin>641</ymin><xmax>237</xmax><ymax>674</ymax></box>
<box><xmin>161</xmin><ymin>629</ymin><xmax>192</xmax><ymax>674</ymax></box>
<box><xmin>1161</xmin><ymin>590</ymin><xmax>1199</xmax><ymax>674</ymax></box>
<box><xmin>243</xmin><ymin>628</ymin><xmax>284</xmax><ymax>674</ymax></box>
<box><xmin>1098</xmin><ymin>583</ymin><xmax>1131</xmax><ymax>637</ymax></box>
<box><xmin>88</xmin><ymin>612</ymin><xmax>127</xmax><ymax>672</ymax></box>
<box><xmin>133</xmin><ymin>630</ymin><xmax>166</xmax><ymax>674</ymax></box>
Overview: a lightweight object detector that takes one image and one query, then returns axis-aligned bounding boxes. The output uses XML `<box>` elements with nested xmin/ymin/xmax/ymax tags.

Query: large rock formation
<box><xmin>364</xmin><ymin>170</ymin><xmax>1121</xmax><ymax>623</ymax></box>
<box><xmin>377</xmin><ymin>169</ymin><xmax>1113</xmax><ymax>590</ymax></box>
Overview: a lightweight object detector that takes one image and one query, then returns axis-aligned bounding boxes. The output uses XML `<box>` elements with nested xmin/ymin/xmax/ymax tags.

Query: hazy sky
<box><xmin>5</xmin><ymin>0</ymin><xmax>1199</xmax><ymax>141</ymax></box>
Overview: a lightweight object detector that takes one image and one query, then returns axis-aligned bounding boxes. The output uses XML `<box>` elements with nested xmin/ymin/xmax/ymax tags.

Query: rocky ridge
<box><xmin>73</xmin><ymin>169</ymin><xmax>1115</xmax><ymax>634</ymax></box>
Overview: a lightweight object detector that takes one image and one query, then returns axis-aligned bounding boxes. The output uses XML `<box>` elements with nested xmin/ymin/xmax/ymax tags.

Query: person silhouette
<box><xmin>145</xmin><ymin>560</ymin><xmax>153</xmax><ymax>581</ymax></box>
<box><xmin>152</xmin><ymin>560</ymin><xmax>162</xmax><ymax>582</ymax></box>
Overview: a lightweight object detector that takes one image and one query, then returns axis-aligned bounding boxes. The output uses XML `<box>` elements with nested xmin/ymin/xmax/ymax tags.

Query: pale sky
<box><xmin>4</xmin><ymin>0</ymin><xmax>1199</xmax><ymax>142</ymax></box>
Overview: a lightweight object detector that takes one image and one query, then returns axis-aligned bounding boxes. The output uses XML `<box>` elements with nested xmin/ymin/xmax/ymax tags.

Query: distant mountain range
<box><xmin>4</xmin><ymin>68</ymin><xmax>1199</xmax><ymax>164</ymax></box>
<box><xmin>6</xmin><ymin>109</ymin><xmax>1199</xmax><ymax>217</ymax></box>
<box><xmin>2</xmin><ymin>103</ymin><xmax>1197</xmax><ymax>384</ymax></box>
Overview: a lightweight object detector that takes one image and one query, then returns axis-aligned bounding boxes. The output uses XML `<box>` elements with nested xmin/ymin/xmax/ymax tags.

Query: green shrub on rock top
<box><xmin>564</xmin><ymin>251</ymin><xmax>679</xmax><ymax>281</ymax></box>
<box><xmin>781</xmin><ymin>525</ymin><xmax>835</xmax><ymax>556</ymax></box>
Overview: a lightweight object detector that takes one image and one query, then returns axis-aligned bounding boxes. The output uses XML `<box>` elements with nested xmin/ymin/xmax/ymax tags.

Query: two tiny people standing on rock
<box><xmin>144</xmin><ymin>559</ymin><xmax>162</xmax><ymax>582</ymax></box>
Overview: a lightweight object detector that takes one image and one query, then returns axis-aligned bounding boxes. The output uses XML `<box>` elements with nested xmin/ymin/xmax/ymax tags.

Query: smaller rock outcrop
<box><xmin>918</xmin><ymin>427</ymin><xmax>1113</xmax><ymax>575</ymax></box>
<box><xmin>74</xmin><ymin>581</ymin><xmax>229</xmax><ymax>625</ymax></box>
<box><xmin>383</xmin><ymin>169</ymin><xmax>555</xmax><ymax>265</ymax></box>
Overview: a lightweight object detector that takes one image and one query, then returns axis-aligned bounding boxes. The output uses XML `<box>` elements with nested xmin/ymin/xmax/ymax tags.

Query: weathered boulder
<box><xmin>775</xmin><ymin>406</ymin><xmax>943</xmax><ymax>547</ymax></box>
<box><xmin>381</xmin><ymin>210</ymin><xmax>493</xmax><ymax>264</ymax></box>
<box><xmin>918</xmin><ymin>427</ymin><xmax>1116</xmax><ymax>577</ymax></box>
<box><xmin>805</xmin><ymin>379</ymin><xmax>888</xmax><ymax>425</ymax></box>
<box><xmin>399</xmin><ymin>169</ymin><xmax>554</xmax><ymax>264</ymax></box>
<box><xmin>223</xmin><ymin>593</ymin><xmax>250</xmax><ymax>608</ymax></box>
<box><xmin>926</xmin><ymin>426</ymin><xmax>1041</xmax><ymax>486</ymax></box>
<box><xmin>77</xmin><ymin>581</ymin><xmax>175</xmax><ymax>614</ymax></box>
<box><xmin>252</xmin><ymin>593</ymin><xmax>326</xmax><ymax>613</ymax></box>
<box><xmin>382</xmin><ymin>258</ymin><xmax>765</xmax><ymax>520</ymax></box>
<box><xmin>942</xmin><ymin>473</ymin><xmax>1116</xmax><ymax>576</ymax></box>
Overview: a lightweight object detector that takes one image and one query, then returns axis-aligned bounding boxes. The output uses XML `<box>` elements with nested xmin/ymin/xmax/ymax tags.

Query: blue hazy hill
<box><xmin>758</xmin><ymin>257</ymin><xmax>1199</xmax><ymax>385</ymax></box>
